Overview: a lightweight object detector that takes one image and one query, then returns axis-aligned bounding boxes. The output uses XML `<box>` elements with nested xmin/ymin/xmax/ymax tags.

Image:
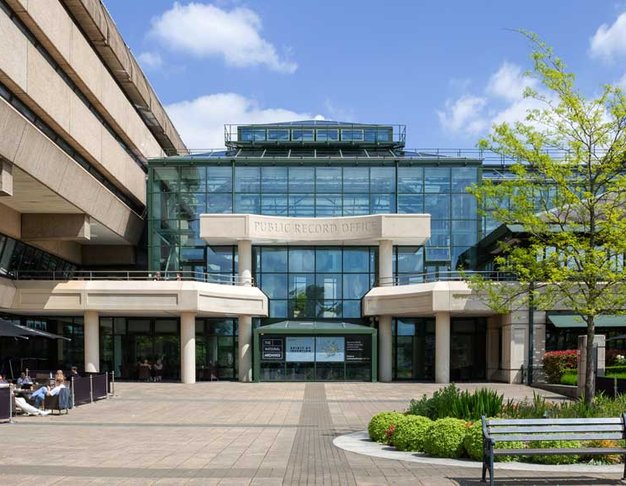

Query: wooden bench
<box><xmin>481</xmin><ymin>415</ymin><xmax>626</xmax><ymax>485</ymax></box>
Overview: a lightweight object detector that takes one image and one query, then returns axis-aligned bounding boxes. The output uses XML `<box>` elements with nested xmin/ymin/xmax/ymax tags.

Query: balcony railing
<box><xmin>9</xmin><ymin>270</ymin><xmax>253</xmax><ymax>286</ymax></box>
<box><xmin>376</xmin><ymin>271</ymin><xmax>515</xmax><ymax>286</ymax></box>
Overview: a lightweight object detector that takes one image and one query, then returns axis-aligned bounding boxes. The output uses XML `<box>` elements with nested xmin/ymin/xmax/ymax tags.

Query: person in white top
<box><xmin>32</xmin><ymin>370</ymin><xmax>66</xmax><ymax>409</ymax></box>
<box><xmin>0</xmin><ymin>382</ymin><xmax>50</xmax><ymax>416</ymax></box>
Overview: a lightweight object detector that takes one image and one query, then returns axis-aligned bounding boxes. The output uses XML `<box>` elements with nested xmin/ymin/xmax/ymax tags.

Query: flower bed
<box><xmin>368</xmin><ymin>385</ymin><xmax>626</xmax><ymax>465</ymax></box>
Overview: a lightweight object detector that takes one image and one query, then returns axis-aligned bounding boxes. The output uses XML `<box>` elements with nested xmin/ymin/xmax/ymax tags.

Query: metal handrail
<box><xmin>10</xmin><ymin>270</ymin><xmax>254</xmax><ymax>286</ymax></box>
<box><xmin>376</xmin><ymin>271</ymin><xmax>516</xmax><ymax>286</ymax></box>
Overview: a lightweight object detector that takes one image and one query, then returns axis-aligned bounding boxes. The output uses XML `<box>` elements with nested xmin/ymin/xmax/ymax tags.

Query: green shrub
<box><xmin>463</xmin><ymin>421</ymin><xmax>525</xmax><ymax>462</ymax></box>
<box><xmin>368</xmin><ymin>412</ymin><xmax>406</xmax><ymax>443</ymax></box>
<box><xmin>423</xmin><ymin>418</ymin><xmax>468</xmax><ymax>458</ymax></box>
<box><xmin>580</xmin><ymin>440</ymin><xmax>624</xmax><ymax>464</ymax></box>
<box><xmin>392</xmin><ymin>415</ymin><xmax>433</xmax><ymax>452</ymax></box>
<box><xmin>542</xmin><ymin>350</ymin><xmax>577</xmax><ymax>384</ymax></box>
<box><xmin>407</xmin><ymin>384</ymin><xmax>503</xmax><ymax>421</ymax></box>
<box><xmin>526</xmin><ymin>440</ymin><xmax>581</xmax><ymax>464</ymax></box>
<box><xmin>560</xmin><ymin>372</ymin><xmax>577</xmax><ymax>386</ymax></box>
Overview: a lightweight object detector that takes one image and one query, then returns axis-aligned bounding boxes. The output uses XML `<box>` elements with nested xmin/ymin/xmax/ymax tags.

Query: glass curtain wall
<box><xmin>148</xmin><ymin>162</ymin><xmax>480</xmax><ymax>274</ymax></box>
<box><xmin>0</xmin><ymin>232</ymin><xmax>77</xmax><ymax>278</ymax></box>
<box><xmin>256</xmin><ymin>246</ymin><xmax>376</xmax><ymax>320</ymax></box>
<box><xmin>100</xmin><ymin>318</ymin><xmax>180</xmax><ymax>380</ymax></box>
<box><xmin>195</xmin><ymin>318</ymin><xmax>237</xmax><ymax>380</ymax></box>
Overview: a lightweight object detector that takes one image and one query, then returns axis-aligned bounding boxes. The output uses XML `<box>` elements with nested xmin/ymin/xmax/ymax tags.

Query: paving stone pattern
<box><xmin>0</xmin><ymin>382</ymin><xmax>622</xmax><ymax>485</ymax></box>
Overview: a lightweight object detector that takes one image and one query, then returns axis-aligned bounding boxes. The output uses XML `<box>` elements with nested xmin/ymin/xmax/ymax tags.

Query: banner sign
<box><xmin>261</xmin><ymin>337</ymin><xmax>284</xmax><ymax>360</ymax></box>
<box><xmin>315</xmin><ymin>336</ymin><xmax>345</xmax><ymax>362</ymax></box>
<box><xmin>285</xmin><ymin>337</ymin><xmax>314</xmax><ymax>362</ymax></box>
<box><xmin>345</xmin><ymin>335</ymin><xmax>370</xmax><ymax>362</ymax></box>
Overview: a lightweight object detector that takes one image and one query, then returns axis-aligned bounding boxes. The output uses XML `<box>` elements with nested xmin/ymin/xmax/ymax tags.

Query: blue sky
<box><xmin>105</xmin><ymin>0</ymin><xmax>626</xmax><ymax>149</ymax></box>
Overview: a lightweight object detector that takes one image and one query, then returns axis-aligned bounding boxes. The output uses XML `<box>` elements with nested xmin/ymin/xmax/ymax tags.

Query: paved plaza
<box><xmin>0</xmin><ymin>382</ymin><xmax>623</xmax><ymax>485</ymax></box>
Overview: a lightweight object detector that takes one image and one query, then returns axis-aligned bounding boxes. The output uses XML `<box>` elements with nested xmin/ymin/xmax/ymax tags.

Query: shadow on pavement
<box><xmin>453</xmin><ymin>477</ymin><xmax>625</xmax><ymax>485</ymax></box>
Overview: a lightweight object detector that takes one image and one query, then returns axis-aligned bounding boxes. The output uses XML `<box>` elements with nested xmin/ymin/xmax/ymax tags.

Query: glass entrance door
<box><xmin>196</xmin><ymin>319</ymin><xmax>237</xmax><ymax>380</ymax></box>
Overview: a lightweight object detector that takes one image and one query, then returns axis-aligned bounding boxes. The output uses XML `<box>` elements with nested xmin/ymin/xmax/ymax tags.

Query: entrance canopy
<box><xmin>548</xmin><ymin>314</ymin><xmax>626</xmax><ymax>328</ymax></box>
<box><xmin>256</xmin><ymin>320</ymin><xmax>376</xmax><ymax>335</ymax></box>
<box><xmin>200</xmin><ymin>214</ymin><xmax>430</xmax><ymax>245</ymax></box>
<box><xmin>0</xmin><ymin>318</ymin><xmax>70</xmax><ymax>340</ymax></box>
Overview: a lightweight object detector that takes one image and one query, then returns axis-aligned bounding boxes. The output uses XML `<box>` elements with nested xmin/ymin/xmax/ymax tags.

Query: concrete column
<box><xmin>378</xmin><ymin>239</ymin><xmax>393</xmax><ymax>286</ymax></box>
<box><xmin>238</xmin><ymin>316</ymin><xmax>252</xmax><ymax>382</ymax></box>
<box><xmin>378</xmin><ymin>315</ymin><xmax>393</xmax><ymax>382</ymax></box>
<box><xmin>238</xmin><ymin>239</ymin><xmax>252</xmax><ymax>286</ymax></box>
<box><xmin>435</xmin><ymin>311</ymin><xmax>450</xmax><ymax>384</ymax></box>
<box><xmin>84</xmin><ymin>311</ymin><xmax>99</xmax><ymax>373</ymax></box>
<box><xmin>180</xmin><ymin>312</ymin><xmax>196</xmax><ymax>384</ymax></box>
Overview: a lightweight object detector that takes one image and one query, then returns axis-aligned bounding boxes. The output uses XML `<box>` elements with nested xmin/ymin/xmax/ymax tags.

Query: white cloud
<box><xmin>486</xmin><ymin>62</ymin><xmax>537</xmax><ymax>101</ymax></box>
<box><xmin>166</xmin><ymin>93</ymin><xmax>324</xmax><ymax>148</ymax></box>
<box><xmin>438</xmin><ymin>62</ymin><xmax>545</xmax><ymax>137</ymax></box>
<box><xmin>437</xmin><ymin>95</ymin><xmax>487</xmax><ymax>135</ymax></box>
<box><xmin>148</xmin><ymin>2</ymin><xmax>297</xmax><ymax>73</ymax></box>
<box><xmin>137</xmin><ymin>51</ymin><xmax>163</xmax><ymax>70</ymax></box>
<box><xmin>589</xmin><ymin>12</ymin><xmax>626</xmax><ymax>62</ymax></box>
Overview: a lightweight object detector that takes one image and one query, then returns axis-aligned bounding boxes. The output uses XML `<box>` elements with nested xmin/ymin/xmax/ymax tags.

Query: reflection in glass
<box><xmin>316</xmin><ymin>249</ymin><xmax>341</xmax><ymax>273</ymax></box>
<box><xmin>207</xmin><ymin>167</ymin><xmax>232</xmax><ymax>193</ymax></box>
<box><xmin>261</xmin><ymin>273</ymin><xmax>288</xmax><ymax>299</ymax></box>
<box><xmin>289</xmin><ymin>167</ymin><xmax>315</xmax><ymax>193</ymax></box>
<box><xmin>289</xmin><ymin>195</ymin><xmax>315</xmax><ymax>216</ymax></box>
<box><xmin>234</xmin><ymin>167</ymin><xmax>260</xmax><ymax>192</ymax></box>
<box><xmin>315</xmin><ymin>195</ymin><xmax>342</xmax><ymax>216</ymax></box>
<box><xmin>343</xmin><ymin>167</ymin><xmax>369</xmax><ymax>193</ymax></box>
<box><xmin>343</xmin><ymin>273</ymin><xmax>370</xmax><ymax>299</ymax></box>
<box><xmin>261</xmin><ymin>167</ymin><xmax>288</xmax><ymax>192</ymax></box>
<box><xmin>261</xmin><ymin>248</ymin><xmax>287</xmax><ymax>272</ymax></box>
<box><xmin>316</xmin><ymin>168</ymin><xmax>342</xmax><ymax>193</ymax></box>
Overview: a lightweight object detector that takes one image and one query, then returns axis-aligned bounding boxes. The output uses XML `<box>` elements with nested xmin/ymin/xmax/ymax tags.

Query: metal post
<box><xmin>89</xmin><ymin>374</ymin><xmax>93</xmax><ymax>403</ymax></box>
<box><xmin>527</xmin><ymin>282</ymin><xmax>535</xmax><ymax>386</ymax></box>
<box><xmin>111</xmin><ymin>371</ymin><xmax>115</xmax><ymax>397</ymax></box>
<box><xmin>71</xmin><ymin>376</ymin><xmax>75</xmax><ymax>408</ymax></box>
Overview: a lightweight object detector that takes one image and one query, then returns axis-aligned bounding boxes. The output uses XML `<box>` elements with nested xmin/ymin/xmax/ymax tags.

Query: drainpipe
<box><xmin>527</xmin><ymin>282</ymin><xmax>535</xmax><ymax>386</ymax></box>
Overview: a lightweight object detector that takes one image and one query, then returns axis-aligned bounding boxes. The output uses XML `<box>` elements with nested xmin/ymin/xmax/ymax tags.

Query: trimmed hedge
<box><xmin>526</xmin><ymin>440</ymin><xmax>581</xmax><ymax>464</ymax></box>
<box><xmin>392</xmin><ymin>415</ymin><xmax>433</xmax><ymax>452</ymax></box>
<box><xmin>423</xmin><ymin>418</ymin><xmax>467</xmax><ymax>458</ymax></box>
<box><xmin>368</xmin><ymin>412</ymin><xmax>406</xmax><ymax>443</ymax></box>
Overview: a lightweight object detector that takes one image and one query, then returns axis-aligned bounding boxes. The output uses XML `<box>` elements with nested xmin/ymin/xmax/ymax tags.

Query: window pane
<box><xmin>317</xmin><ymin>300</ymin><xmax>342</xmax><ymax>318</ymax></box>
<box><xmin>207</xmin><ymin>194</ymin><xmax>232</xmax><ymax>213</ymax></box>
<box><xmin>289</xmin><ymin>167</ymin><xmax>315</xmax><ymax>193</ymax></box>
<box><xmin>452</xmin><ymin>220</ymin><xmax>478</xmax><ymax>247</ymax></box>
<box><xmin>343</xmin><ymin>248</ymin><xmax>370</xmax><ymax>273</ymax></box>
<box><xmin>289</xmin><ymin>249</ymin><xmax>315</xmax><ymax>272</ymax></box>
<box><xmin>370</xmin><ymin>194</ymin><xmax>396</xmax><ymax>214</ymax></box>
<box><xmin>398</xmin><ymin>167</ymin><xmax>423</xmax><ymax>193</ymax></box>
<box><xmin>261</xmin><ymin>248</ymin><xmax>287</xmax><ymax>272</ymax></box>
<box><xmin>289</xmin><ymin>195</ymin><xmax>315</xmax><ymax>216</ymax></box>
<box><xmin>424</xmin><ymin>195</ymin><xmax>450</xmax><ymax>219</ymax></box>
<box><xmin>235</xmin><ymin>194</ymin><xmax>260</xmax><ymax>213</ymax></box>
<box><xmin>452</xmin><ymin>167</ymin><xmax>478</xmax><ymax>192</ymax></box>
<box><xmin>292</xmin><ymin>129</ymin><xmax>314</xmax><ymax>142</ymax></box>
<box><xmin>180</xmin><ymin>167</ymin><xmax>205</xmax><ymax>192</ymax></box>
<box><xmin>207</xmin><ymin>247</ymin><xmax>234</xmax><ymax>273</ymax></box>
<box><xmin>342</xmin><ymin>301</ymin><xmax>361</xmax><ymax>318</ymax></box>
<box><xmin>343</xmin><ymin>273</ymin><xmax>371</xmax><ymax>299</ymax></box>
<box><xmin>430</xmin><ymin>220</ymin><xmax>450</xmax><ymax>246</ymax></box>
<box><xmin>207</xmin><ymin>167</ymin><xmax>232</xmax><ymax>193</ymax></box>
<box><xmin>262</xmin><ymin>167</ymin><xmax>288</xmax><ymax>192</ymax></box>
<box><xmin>315</xmin><ymin>194</ymin><xmax>342</xmax><ymax>216</ymax></box>
<box><xmin>270</xmin><ymin>300</ymin><xmax>288</xmax><ymax>318</ymax></box>
<box><xmin>396</xmin><ymin>247</ymin><xmax>423</xmax><ymax>274</ymax></box>
<box><xmin>261</xmin><ymin>195</ymin><xmax>288</xmax><ymax>215</ymax></box>
<box><xmin>424</xmin><ymin>168</ymin><xmax>450</xmax><ymax>193</ymax></box>
<box><xmin>316</xmin><ymin>167</ymin><xmax>342</xmax><ymax>193</ymax></box>
<box><xmin>234</xmin><ymin>167</ymin><xmax>260</xmax><ymax>192</ymax></box>
<box><xmin>154</xmin><ymin>167</ymin><xmax>179</xmax><ymax>192</ymax></box>
<box><xmin>341</xmin><ymin>129</ymin><xmax>363</xmax><ymax>141</ymax></box>
<box><xmin>398</xmin><ymin>194</ymin><xmax>423</xmax><ymax>213</ymax></box>
<box><xmin>370</xmin><ymin>167</ymin><xmax>395</xmax><ymax>192</ymax></box>
<box><xmin>316</xmin><ymin>274</ymin><xmax>342</xmax><ymax>299</ymax></box>
<box><xmin>261</xmin><ymin>274</ymin><xmax>288</xmax><ymax>299</ymax></box>
<box><xmin>316</xmin><ymin>249</ymin><xmax>342</xmax><ymax>273</ymax></box>
<box><xmin>451</xmin><ymin>194</ymin><xmax>477</xmax><ymax>220</ymax></box>
<box><xmin>267</xmin><ymin>129</ymin><xmax>289</xmax><ymax>141</ymax></box>
<box><xmin>343</xmin><ymin>194</ymin><xmax>369</xmax><ymax>215</ymax></box>
<box><xmin>343</xmin><ymin>167</ymin><xmax>369</xmax><ymax>193</ymax></box>
<box><xmin>316</xmin><ymin>129</ymin><xmax>338</xmax><ymax>141</ymax></box>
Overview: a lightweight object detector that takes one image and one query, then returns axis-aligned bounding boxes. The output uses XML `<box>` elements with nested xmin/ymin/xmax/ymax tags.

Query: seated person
<box><xmin>0</xmin><ymin>382</ymin><xmax>50</xmax><ymax>416</ymax></box>
<box><xmin>32</xmin><ymin>370</ymin><xmax>66</xmax><ymax>409</ymax></box>
<box><xmin>68</xmin><ymin>366</ymin><xmax>80</xmax><ymax>382</ymax></box>
<box><xmin>16</xmin><ymin>371</ymin><xmax>32</xmax><ymax>388</ymax></box>
<box><xmin>0</xmin><ymin>373</ymin><xmax>8</xmax><ymax>385</ymax></box>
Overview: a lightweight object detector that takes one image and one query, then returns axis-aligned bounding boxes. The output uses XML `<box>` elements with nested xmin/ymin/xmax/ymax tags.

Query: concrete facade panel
<box><xmin>68</xmin><ymin>93</ymin><xmax>102</xmax><ymax>161</ymax></box>
<box><xmin>0</xmin><ymin>9</ymin><xmax>28</xmax><ymax>91</ymax></box>
<box><xmin>0</xmin><ymin>102</ymin><xmax>27</xmax><ymax>161</ymax></box>
<box><xmin>0</xmin><ymin>202</ymin><xmax>21</xmax><ymax>239</ymax></box>
<box><xmin>0</xmin><ymin>277</ymin><xmax>16</xmax><ymax>308</ymax></box>
<box><xmin>25</xmin><ymin>0</ymin><xmax>72</xmax><ymax>61</ymax></box>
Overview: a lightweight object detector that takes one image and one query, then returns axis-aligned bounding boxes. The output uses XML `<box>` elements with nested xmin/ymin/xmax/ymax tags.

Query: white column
<box><xmin>378</xmin><ymin>316</ymin><xmax>393</xmax><ymax>382</ymax></box>
<box><xmin>238</xmin><ymin>239</ymin><xmax>252</xmax><ymax>286</ymax></box>
<box><xmin>378</xmin><ymin>239</ymin><xmax>393</xmax><ymax>287</ymax></box>
<box><xmin>180</xmin><ymin>312</ymin><xmax>196</xmax><ymax>384</ymax></box>
<box><xmin>238</xmin><ymin>315</ymin><xmax>252</xmax><ymax>382</ymax></box>
<box><xmin>435</xmin><ymin>312</ymin><xmax>451</xmax><ymax>383</ymax></box>
<box><xmin>84</xmin><ymin>310</ymin><xmax>99</xmax><ymax>373</ymax></box>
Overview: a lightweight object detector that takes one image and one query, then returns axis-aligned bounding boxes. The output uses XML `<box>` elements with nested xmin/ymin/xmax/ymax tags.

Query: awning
<box><xmin>548</xmin><ymin>314</ymin><xmax>626</xmax><ymax>329</ymax></box>
<box><xmin>0</xmin><ymin>318</ymin><xmax>71</xmax><ymax>340</ymax></box>
<box><xmin>255</xmin><ymin>320</ymin><xmax>376</xmax><ymax>335</ymax></box>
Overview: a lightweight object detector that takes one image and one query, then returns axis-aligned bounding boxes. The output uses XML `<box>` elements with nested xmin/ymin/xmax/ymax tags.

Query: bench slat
<box><xmin>486</xmin><ymin>418</ymin><xmax>622</xmax><ymax>426</ymax></box>
<box><xmin>488</xmin><ymin>432</ymin><xmax>625</xmax><ymax>442</ymax></box>
<box><xmin>494</xmin><ymin>447</ymin><xmax>626</xmax><ymax>456</ymax></box>
<box><xmin>488</xmin><ymin>424</ymin><xmax>623</xmax><ymax>434</ymax></box>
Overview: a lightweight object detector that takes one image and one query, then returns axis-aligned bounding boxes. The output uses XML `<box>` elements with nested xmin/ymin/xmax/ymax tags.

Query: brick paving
<box><xmin>0</xmin><ymin>382</ymin><xmax>622</xmax><ymax>485</ymax></box>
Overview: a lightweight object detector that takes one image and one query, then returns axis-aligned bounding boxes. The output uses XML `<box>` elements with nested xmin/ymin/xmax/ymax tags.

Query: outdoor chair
<box><xmin>43</xmin><ymin>387</ymin><xmax>71</xmax><ymax>414</ymax></box>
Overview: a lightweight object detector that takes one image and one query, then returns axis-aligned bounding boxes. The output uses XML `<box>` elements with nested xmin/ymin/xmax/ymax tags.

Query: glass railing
<box><xmin>376</xmin><ymin>271</ymin><xmax>515</xmax><ymax>286</ymax></box>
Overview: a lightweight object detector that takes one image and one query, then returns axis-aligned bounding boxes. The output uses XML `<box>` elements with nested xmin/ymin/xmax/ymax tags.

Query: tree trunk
<box><xmin>584</xmin><ymin>316</ymin><xmax>596</xmax><ymax>406</ymax></box>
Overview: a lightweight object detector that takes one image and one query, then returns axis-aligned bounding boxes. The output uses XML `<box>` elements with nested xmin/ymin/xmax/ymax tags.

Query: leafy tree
<box><xmin>470</xmin><ymin>33</ymin><xmax>626</xmax><ymax>405</ymax></box>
